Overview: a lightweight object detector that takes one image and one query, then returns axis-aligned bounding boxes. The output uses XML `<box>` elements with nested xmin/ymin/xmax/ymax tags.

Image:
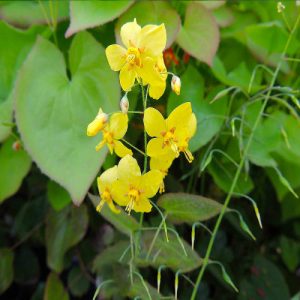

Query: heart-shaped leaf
<box><xmin>115</xmin><ymin>1</ymin><xmax>181</xmax><ymax>48</ymax></box>
<box><xmin>46</xmin><ymin>204</ymin><xmax>88</xmax><ymax>272</ymax></box>
<box><xmin>65</xmin><ymin>1</ymin><xmax>134</xmax><ymax>38</ymax></box>
<box><xmin>176</xmin><ymin>2</ymin><xmax>220</xmax><ymax>65</ymax></box>
<box><xmin>157</xmin><ymin>193</ymin><xmax>223</xmax><ymax>223</ymax></box>
<box><xmin>14</xmin><ymin>32</ymin><xmax>119</xmax><ymax>204</ymax></box>
<box><xmin>0</xmin><ymin>21</ymin><xmax>44</xmax><ymax>142</ymax></box>
<box><xmin>0</xmin><ymin>137</ymin><xmax>31</xmax><ymax>203</ymax></box>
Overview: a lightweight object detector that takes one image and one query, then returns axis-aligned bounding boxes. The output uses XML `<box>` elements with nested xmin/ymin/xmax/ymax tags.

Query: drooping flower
<box><xmin>120</xmin><ymin>94</ymin><xmax>129</xmax><ymax>114</ymax></box>
<box><xmin>87</xmin><ymin>108</ymin><xmax>108</xmax><ymax>136</ymax></box>
<box><xmin>96</xmin><ymin>166</ymin><xmax>120</xmax><ymax>214</ymax></box>
<box><xmin>105</xmin><ymin>19</ymin><xmax>167</xmax><ymax>99</ymax></box>
<box><xmin>112</xmin><ymin>155</ymin><xmax>162</xmax><ymax>214</ymax></box>
<box><xmin>150</xmin><ymin>151</ymin><xmax>176</xmax><ymax>193</ymax></box>
<box><xmin>95</xmin><ymin>112</ymin><xmax>132</xmax><ymax>158</ymax></box>
<box><xmin>171</xmin><ymin>75</ymin><xmax>181</xmax><ymax>95</ymax></box>
<box><xmin>144</xmin><ymin>102</ymin><xmax>196</xmax><ymax>162</ymax></box>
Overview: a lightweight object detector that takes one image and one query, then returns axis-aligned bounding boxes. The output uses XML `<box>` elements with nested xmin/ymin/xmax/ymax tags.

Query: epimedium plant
<box><xmin>1</xmin><ymin>1</ymin><xmax>300</xmax><ymax>300</ymax></box>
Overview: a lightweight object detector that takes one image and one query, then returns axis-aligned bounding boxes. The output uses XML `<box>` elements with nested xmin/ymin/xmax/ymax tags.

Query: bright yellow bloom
<box><xmin>96</xmin><ymin>166</ymin><xmax>120</xmax><ymax>214</ymax></box>
<box><xmin>95</xmin><ymin>112</ymin><xmax>132</xmax><ymax>158</ymax></box>
<box><xmin>87</xmin><ymin>108</ymin><xmax>108</xmax><ymax>136</ymax></box>
<box><xmin>105</xmin><ymin>19</ymin><xmax>167</xmax><ymax>99</ymax></box>
<box><xmin>150</xmin><ymin>151</ymin><xmax>176</xmax><ymax>193</ymax></box>
<box><xmin>144</xmin><ymin>102</ymin><xmax>196</xmax><ymax>162</ymax></box>
<box><xmin>112</xmin><ymin>155</ymin><xmax>162</xmax><ymax>214</ymax></box>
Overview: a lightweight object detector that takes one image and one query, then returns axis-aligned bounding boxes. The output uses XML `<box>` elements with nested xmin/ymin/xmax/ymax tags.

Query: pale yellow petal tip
<box><xmin>171</xmin><ymin>75</ymin><xmax>181</xmax><ymax>96</ymax></box>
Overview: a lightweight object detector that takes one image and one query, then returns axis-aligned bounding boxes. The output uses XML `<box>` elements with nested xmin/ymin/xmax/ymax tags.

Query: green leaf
<box><xmin>14</xmin><ymin>32</ymin><xmax>119</xmax><ymax>204</ymax></box>
<box><xmin>47</xmin><ymin>180</ymin><xmax>72</xmax><ymax>211</ymax></box>
<box><xmin>0</xmin><ymin>137</ymin><xmax>31</xmax><ymax>203</ymax></box>
<box><xmin>93</xmin><ymin>241</ymin><xmax>130</xmax><ymax>274</ymax></box>
<box><xmin>136</xmin><ymin>231</ymin><xmax>202</xmax><ymax>272</ymax></box>
<box><xmin>208</xmin><ymin>159</ymin><xmax>254</xmax><ymax>195</ymax></box>
<box><xmin>0</xmin><ymin>248</ymin><xmax>14</xmax><ymax>294</ymax></box>
<box><xmin>176</xmin><ymin>2</ymin><xmax>220</xmax><ymax>65</ymax></box>
<box><xmin>239</xmin><ymin>256</ymin><xmax>290</xmax><ymax>300</ymax></box>
<box><xmin>279</xmin><ymin>236</ymin><xmax>300</xmax><ymax>272</ymax></box>
<box><xmin>0</xmin><ymin>1</ymin><xmax>68</xmax><ymax>27</ymax></box>
<box><xmin>14</xmin><ymin>247</ymin><xmax>40</xmax><ymax>285</ymax></box>
<box><xmin>89</xmin><ymin>193</ymin><xmax>139</xmax><ymax>236</ymax></box>
<box><xmin>115</xmin><ymin>1</ymin><xmax>181</xmax><ymax>48</ymax></box>
<box><xmin>0</xmin><ymin>21</ymin><xmax>44</xmax><ymax>141</ymax></box>
<box><xmin>157</xmin><ymin>193</ymin><xmax>223</xmax><ymax>223</ymax></box>
<box><xmin>65</xmin><ymin>0</ymin><xmax>133</xmax><ymax>38</ymax></box>
<box><xmin>67</xmin><ymin>266</ymin><xmax>90</xmax><ymax>297</ymax></box>
<box><xmin>46</xmin><ymin>205</ymin><xmax>89</xmax><ymax>272</ymax></box>
<box><xmin>167</xmin><ymin>65</ymin><xmax>227</xmax><ymax>151</ymax></box>
<box><xmin>44</xmin><ymin>273</ymin><xmax>69</xmax><ymax>300</ymax></box>
<box><xmin>245</xmin><ymin>22</ymin><xmax>300</xmax><ymax>71</ymax></box>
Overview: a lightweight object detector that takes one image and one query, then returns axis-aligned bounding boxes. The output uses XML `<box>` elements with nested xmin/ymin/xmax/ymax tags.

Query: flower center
<box><xmin>103</xmin><ymin>131</ymin><xmax>114</xmax><ymax>145</ymax></box>
<box><xmin>161</xmin><ymin>128</ymin><xmax>179</xmax><ymax>155</ymax></box>
<box><xmin>126</xmin><ymin>187</ymin><xmax>141</xmax><ymax>214</ymax></box>
<box><xmin>126</xmin><ymin>47</ymin><xmax>141</xmax><ymax>67</ymax></box>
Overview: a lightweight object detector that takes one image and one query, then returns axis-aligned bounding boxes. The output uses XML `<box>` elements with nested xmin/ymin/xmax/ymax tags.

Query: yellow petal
<box><xmin>112</xmin><ymin>181</ymin><xmax>129</xmax><ymax>206</ymax></box>
<box><xmin>120</xmin><ymin>19</ymin><xmax>141</xmax><ymax>48</ymax></box>
<box><xmin>146</xmin><ymin>137</ymin><xmax>169</xmax><ymax>157</ymax></box>
<box><xmin>120</xmin><ymin>65</ymin><xmax>136</xmax><ymax>91</ymax></box>
<box><xmin>166</xmin><ymin>102</ymin><xmax>192</xmax><ymax>131</ymax></box>
<box><xmin>105</xmin><ymin>44</ymin><xmax>127</xmax><ymax>71</ymax></box>
<box><xmin>138</xmin><ymin>24</ymin><xmax>166</xmax><ymax>57</ymax></box>
<box><xmin>109</xmin><ymin>112</ymin><xmax>128</xmax><ymax>139</ymax></box>
<box><xmin>137</xmin><ymin>57</ymin><xmax>162</xmax><ymax>86</ymax></box>
<box><xmin>188</xmin><ymin>113</ymin><xmax>197</xmax><ymax>138</ymax></box>
<box><xmin>117</xmin><ymin>155</ymin><xmax>141</xmax><ymax>181</ymax></box>
<box><xmin>149</xmin><ymin>80</ymin><xmax>166</xmax><ymax>100</ymax></box>
<box><xmin>140</xmin><ymin>170</ymin><xmax>163</xmax><ymax>198</ymax></box>
<box><xmin>133</xmin><ymin>197</ymin><xmax>152</xmax><ymax>213</ymax></box>
<box><xmin>144</xmin><ymin>107</ymin><xmax>166</xmax><ymax>137</ymax></box>
<box><xmin>150</xmin><ymin>151</ymin><xmax>175</xmax><ymax>172</ymax></box>
<box><xmin>97</xmin><ymin>166</ymin><xmax>118</xmax><ymax>191</ymax></box>
<box><xmin>95</xmin><ymin>140</ymin><xmax>106</xmax><ymax>152</ymax></box>
<box><xmin>107</xmin><ymin>200</ymin><xmax>120</xmax><ymax>214</ymax></box>
<box><xmin>114</xmin><ymin>140</ymin><xmax>133</xmax><ymax>157</ymax></box>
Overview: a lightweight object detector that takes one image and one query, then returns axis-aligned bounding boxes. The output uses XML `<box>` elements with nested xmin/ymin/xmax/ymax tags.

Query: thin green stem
<box><xmin>190</xmin><ymin>13</ymin><xmax>300</xmax><ymax>300</ymax></box>
<box><xmin>121</xmin><ymin>138</ymin><xmax>146</xmax><ymax>156</ymax></box>
<box><xmin>141</xmin><ymin>84</ymin><xmax>149</xmax><ymax>173</ymax></box>
<box><xmin>127</xmin><ymin>110</ymin><xmax>144</xmax><ymax>114</ymax></box>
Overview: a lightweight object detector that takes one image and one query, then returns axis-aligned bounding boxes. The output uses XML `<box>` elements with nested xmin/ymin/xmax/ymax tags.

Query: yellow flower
<box><xmin>144</xmin><ymin>102</ymin><xmax>196</xmax><ymax>162</ymax></box>
<box><xmin>95</xmin><ymin>112</ymin><xmax>132</xmax><ymax>158</ymax></box>
<box><xmin>112</xmin><ymin>155</ymin><xmax>162</xmax><ymax>214</ymax></box>
<box><xmin>105</xmin><ymin>19</ymin><xmax>167</xmax><ymax>98</ymax></box>
<box><xmin>87</xmin><ymin>108</ymin><xmax>108</xmax><ymax>136</ymax></box>
<box><xmin>96</xmin><ymin>166</ymin><xmax>120</xmax><ymax>214</ymax></box>
<box><xmin>150</xmin><ymin>151</ymin><xmax>176</xmax><ymax>193</ymax></box>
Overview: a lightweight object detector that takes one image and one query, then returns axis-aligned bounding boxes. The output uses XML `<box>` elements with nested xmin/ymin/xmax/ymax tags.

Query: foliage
<box><xmin>0</xmin><ymin>1</ymin><xmax>300</xmax><ymax>300</ymax></box>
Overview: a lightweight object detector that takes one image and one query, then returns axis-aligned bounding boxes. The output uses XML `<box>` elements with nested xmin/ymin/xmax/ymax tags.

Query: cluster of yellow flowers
<box><xmin>87</xmin><ymin>20</ymin><xmax>196</xmax><ymax>214</ymax></box>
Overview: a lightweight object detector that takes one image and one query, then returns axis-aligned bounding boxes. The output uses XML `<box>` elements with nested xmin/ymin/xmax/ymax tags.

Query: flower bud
<box><xmin>86</xmin><ymin>108</ymin><xmax>108</xmax><ymax>136</ymax></box>
<box><xmin>120</xmin><ymin>94</ymin><xmax>129</xmax><ymax>114</ymax></box>
<box><xmin>277</xmin><ymin>2</ymin><xmax>285</xmax><ymax>13</ymax></box>
<box><xmin>171</xmin><ymin>75</ymin><xmax>181</xmax><ymax>95</ymax></box>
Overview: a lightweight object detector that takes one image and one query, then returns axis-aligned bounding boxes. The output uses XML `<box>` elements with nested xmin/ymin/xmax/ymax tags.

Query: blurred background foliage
<box><xmin>0</xmin><ymin>0</ymin><xmax>300</xmax><ymax>299</ymax></box>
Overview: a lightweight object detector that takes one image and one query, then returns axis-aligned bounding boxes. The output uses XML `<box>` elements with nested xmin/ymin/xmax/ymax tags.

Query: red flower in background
<box><xmin>163</xmin><ymin>48</ymin><xmax>179</xmax><ymax>67</ymax></box>
<box><xmin>183</xmin><ymin>52</ymin><xmax>190</xmax><ymax>64</ymax></box>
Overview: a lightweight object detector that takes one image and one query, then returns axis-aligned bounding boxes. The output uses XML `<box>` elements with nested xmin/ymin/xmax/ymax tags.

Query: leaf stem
<box><xmin>190</xmin><ymin>13</ymin><xmax>300</xmax><ymax>300</ymax></box>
